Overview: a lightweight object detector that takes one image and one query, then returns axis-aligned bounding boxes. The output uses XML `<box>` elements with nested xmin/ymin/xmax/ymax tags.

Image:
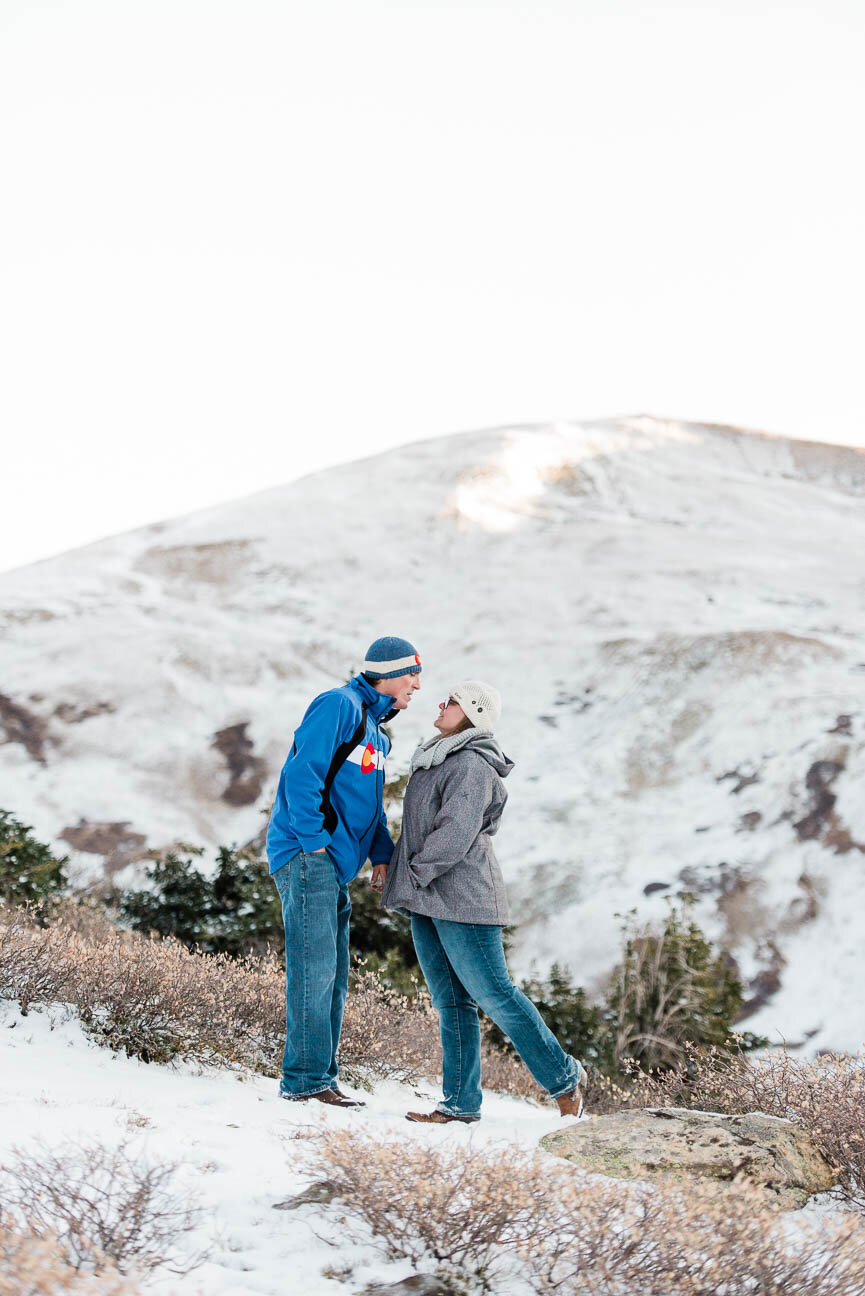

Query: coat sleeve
<box><xmin>407</xmin><ymin>757</ymin><xmax>491</xmax><ymax>888</ymax></box>
<box><xmin>369</xmin><ymin>806</ymin><xmax>395</xmax><ymax>866</ymax></box>
<box><xmin>282</xmin><ymin>692</ymin><xmax>351</xmax><ymax>854</ymax></box>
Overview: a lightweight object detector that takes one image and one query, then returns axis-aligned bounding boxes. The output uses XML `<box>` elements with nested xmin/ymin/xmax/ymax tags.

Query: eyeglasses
<box><xmin>440</xmin><ymin>697</ymin><xmax>459</xmax><ymax>709</ymax></box>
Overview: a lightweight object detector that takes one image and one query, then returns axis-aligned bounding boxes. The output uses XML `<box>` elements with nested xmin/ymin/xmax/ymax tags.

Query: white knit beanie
<box><xmin>450</xmin><ymin>680</ymin><xmax>502</xmax><ymax>732</ymax></box>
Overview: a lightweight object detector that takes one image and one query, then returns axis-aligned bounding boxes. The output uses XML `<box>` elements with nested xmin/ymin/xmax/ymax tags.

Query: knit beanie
<box><xmin>363</xmin><ymin>636</ymin><xmax>422</xmax><ymax>680</ymax></box>
<box><xmin>450</xmin><ymin>680</ymin><xmax>501</xmax><ymax>731</ymax></box>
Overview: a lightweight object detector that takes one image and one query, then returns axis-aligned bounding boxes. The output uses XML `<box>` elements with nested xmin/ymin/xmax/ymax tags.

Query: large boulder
<box><xmin>540</xmin><ymin>1107</ymin><xmax>839</xmax><ymax>1209</ymax></box>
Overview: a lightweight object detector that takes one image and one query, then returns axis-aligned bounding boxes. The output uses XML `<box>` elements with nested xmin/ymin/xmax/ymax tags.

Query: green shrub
<box><xmin>489</xmin><ymin>902</ymin><xmax>762</xmax><ymax>1085</ymax></box>
<box><xmin>609</xmin><ymin>900</ymin><xmax>765</xmax><ymax>1072</ymax></box>
<box><xmin>119</xmin><ymin>846</ymin><xmax>281</xmax><ymax>958</ymax></box>
<box><xmin>119</xmin><ymin>831</ymin><xmax>424</xmax><ymax>989</ymax></box>
<box><xmin>119</xmin><ymin>841</ymin><xmax>421</xmax><ymax>988</ymax></box>
<box><xmin>0</xmin><ymin>810</ymin><xmax>68</xmax><ymax>911</ymax></box>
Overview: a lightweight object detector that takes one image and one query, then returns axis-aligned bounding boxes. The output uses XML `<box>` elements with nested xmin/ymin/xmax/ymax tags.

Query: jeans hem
<box><xmin>547</xmin><ymin>1059</ymin><xmax>585</xmax><ymax>1100</ymax></box>
<box><xmin>279</xmin><ymin>1085</ymin><xmax>331</xmax><ymax>1100</ymax></box>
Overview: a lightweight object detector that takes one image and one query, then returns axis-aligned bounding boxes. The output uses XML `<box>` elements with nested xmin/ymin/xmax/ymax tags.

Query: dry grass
<box><xmin>308</xmin><ymin>1128</ymin><xmax>865</xmax><ymax>1295</ymax></box>
<box><xmin>1</xmin><ymin>1137</ymin><xmax>199</xmax><ymax>1275</ymax></box>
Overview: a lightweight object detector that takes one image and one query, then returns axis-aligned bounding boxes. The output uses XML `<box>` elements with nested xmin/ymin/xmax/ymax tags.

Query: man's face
<box><xmin>374</xmin><ymin>671</ymin><xmax>421</xmax><ymax>710</ymax></box>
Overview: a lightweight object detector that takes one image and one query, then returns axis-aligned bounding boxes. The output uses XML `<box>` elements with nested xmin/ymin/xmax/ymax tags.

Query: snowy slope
<box><xmin>1</xmin><ymin>416</ymin><xmax>864</xmax><ymax>1050</ymax></box>
<box><xmin>0</xmin><ymin>1001</ymin><xmax>567</xmax><ymax>1295</ymax></box>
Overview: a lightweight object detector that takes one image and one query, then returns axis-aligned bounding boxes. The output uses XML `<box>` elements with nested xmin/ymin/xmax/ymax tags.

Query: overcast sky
<box><xmin>2</xmin><ymin>0</ymin><xmax>863</xmax><ymax>572</ymax></box>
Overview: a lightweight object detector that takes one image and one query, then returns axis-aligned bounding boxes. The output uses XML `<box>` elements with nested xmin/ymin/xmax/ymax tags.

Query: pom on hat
<box><xmin>450</xmin><ymin>680</ymin><xmax>502</xmax><ymax>731</ymax></box>
<box><xmin>363</xmin><ymin>636</ymin><xmax>422</xmax><ymax>680</ymax></box>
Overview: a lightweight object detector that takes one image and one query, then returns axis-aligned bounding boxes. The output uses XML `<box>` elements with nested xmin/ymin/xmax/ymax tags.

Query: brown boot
<box><xmin>555</xmin><ymin>1067</ymin><xmax>589</xmax><ymax>1119</ymax></box>
<box><xmin>331</xmin><ymin>1087</ymin><xmax>367</xmax><ymax>1107</ymax></box>
<box><xmin>282</xmin><ymin>1088</ymin><xmax>363</xmax><ymax>1109</ymax></box>
<box><xmin>405</xmin><ymin>1109</ymin><xmax>479</xmax><ymax>1124</ymax></box>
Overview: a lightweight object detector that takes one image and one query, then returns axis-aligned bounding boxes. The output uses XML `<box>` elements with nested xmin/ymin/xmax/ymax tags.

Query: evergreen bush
<box><xmin>609</xmin><ymin>900</ymin><xmax>765</xmax><ymax>1071</ymax></box>
<box><xmin>119</xmin><ymin>846</ymin><xmax>282</xmax><ymax>958</ymax></box>
<box><xmin>489</xmin><ymin>901</ymin><xmax>762</xmax><ymax>1085</ymax></box>
<box><xmin>0</xmin><ymin>810</ymin><xmax>68</xmax><ymax>911</ymax></box>
<box><xmin>346</xmin><ymin>880</ymin><xmax>419</xmax><ymax>993</ymax></box>
<box><xmin>119</xmin><ymin>840</ymin><xmax>419</xmax><ymax>983</ymax></box>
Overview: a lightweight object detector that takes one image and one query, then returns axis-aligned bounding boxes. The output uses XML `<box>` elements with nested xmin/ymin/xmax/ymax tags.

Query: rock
<box><xmin>359</xmin><ymin>1277</ymin><xmax>459</xmax><ymax>1296</ymax></box>
<box><xmin>540</xmin><ymin>1107</ymin><xmax>839</xmax><ymax>1209</ymax></box>
<box><xmin>272</xmin><ymin>1180</ymin><xmax>340</xmax><ymax>1210</ymax></box>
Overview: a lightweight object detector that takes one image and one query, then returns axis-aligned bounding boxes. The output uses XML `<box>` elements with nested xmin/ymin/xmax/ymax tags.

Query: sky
<box><xmin>2</xmin><ymin>0</ymin><xmax>863</xmax><ymax>573</ymax></box>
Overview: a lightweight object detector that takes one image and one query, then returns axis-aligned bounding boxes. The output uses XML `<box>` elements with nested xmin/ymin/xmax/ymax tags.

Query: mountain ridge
<box><xmin>2</xmin><ymin>415</ymin><xmax>863</xmax><ymax>1052</ymax></box>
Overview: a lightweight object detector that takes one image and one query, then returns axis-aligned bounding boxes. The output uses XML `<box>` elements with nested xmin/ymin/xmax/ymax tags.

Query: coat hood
<box><xmin>460</xmin><ymin>731</ymin><xmax>514</xmax><ymax>778</ymax></box>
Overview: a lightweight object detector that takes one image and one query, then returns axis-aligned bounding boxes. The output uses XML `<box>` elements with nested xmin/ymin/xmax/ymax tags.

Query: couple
<box><xmin>266</xmin><ymin>635</ymin><xmax>587</xmax><ymax>1123</ymax></box>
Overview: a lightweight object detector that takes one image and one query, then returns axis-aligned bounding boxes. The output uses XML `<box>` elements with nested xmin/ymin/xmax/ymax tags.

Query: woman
<box><xmin>374</xmin><ymin>680</ymin><xmax>588</xmax><ymax>1123</ymax></box>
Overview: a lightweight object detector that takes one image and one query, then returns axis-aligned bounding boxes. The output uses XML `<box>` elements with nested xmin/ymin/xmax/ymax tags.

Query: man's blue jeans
<box><xmin>410</xmin><ymin>913</ymin><xmax>583</xmax><ymax>1119</ymax></box>
<box><xmin>273</xmin><ymin>851</ymin><xmax>351</xmax><ymax>1097</ymax></box>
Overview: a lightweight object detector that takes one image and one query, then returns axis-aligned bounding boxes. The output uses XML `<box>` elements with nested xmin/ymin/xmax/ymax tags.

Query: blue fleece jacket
<box><xmin>266</xmin><ymin>675</ymin><xmax>396</xmax><ymax>884</ymax></box>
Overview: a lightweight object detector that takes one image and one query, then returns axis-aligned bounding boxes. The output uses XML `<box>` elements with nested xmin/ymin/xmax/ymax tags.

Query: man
<box><xmin>266</xmin><ymin>635</ymin><xmax>422</xmax><ymax>1106</ymax></box>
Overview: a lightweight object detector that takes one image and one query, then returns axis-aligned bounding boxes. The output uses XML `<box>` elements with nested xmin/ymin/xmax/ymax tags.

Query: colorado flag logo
<box><xmin>347</xmin><ymin>741</ymin><xmax>385</xmax><ymax>774</ymax></box>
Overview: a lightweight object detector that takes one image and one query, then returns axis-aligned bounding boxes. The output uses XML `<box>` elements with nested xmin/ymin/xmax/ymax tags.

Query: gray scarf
<box><xmin>410</xmin><ymin>729</ymin><xmax>483</xmax><ymax>772</ymax></box>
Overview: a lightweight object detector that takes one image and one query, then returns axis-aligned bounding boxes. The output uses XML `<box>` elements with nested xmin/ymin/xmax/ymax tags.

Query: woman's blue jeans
<box><xmin>410</xmin><ymin>913</ymin><xmax>582</xmax><ymax>1119</ymax></box>
<box><xmin>272</xmin><ymin>851</ymin><xmax>351</xmax><ymax>1097</ymax></box>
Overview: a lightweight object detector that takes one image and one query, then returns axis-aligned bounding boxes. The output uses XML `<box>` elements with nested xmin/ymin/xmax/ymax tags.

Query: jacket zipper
<box><xmin>358</xmin><ymin>715</ymin><xmax>386</xmax><ymax>863</ymax></box>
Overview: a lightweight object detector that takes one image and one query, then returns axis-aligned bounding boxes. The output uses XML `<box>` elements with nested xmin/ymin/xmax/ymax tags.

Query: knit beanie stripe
<box><xmin>362</xmin><ymin>652</ymin><xmax>421</xmax><ymax>675</ymax></box>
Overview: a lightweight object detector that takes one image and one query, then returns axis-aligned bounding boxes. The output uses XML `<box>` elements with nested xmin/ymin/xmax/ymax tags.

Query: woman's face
<box><xmin>434</xmin><ymin>696</ymin><xmax>466</xmax><ymax>736</ymax></box>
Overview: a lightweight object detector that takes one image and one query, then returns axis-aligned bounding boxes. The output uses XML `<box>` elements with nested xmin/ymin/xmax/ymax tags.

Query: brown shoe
<box><xmin>282</xmin><ymin>1088</ymin><xmax>363</xmax><ymax>1109</ymax></box>
<box><xmin>405</xmin><ymin>1109</ymin><xmax>479</xmax><ymax>1124</ymax></box>
<box><xmin>331</xmin><ymin>1087</ymin><xmax>367</xmax><ymax>1107</ymax></box>
<box><xmin>555</xmin><ymin>1067</ymin><xmax>589</xmax><ymax>1119</ymax></box>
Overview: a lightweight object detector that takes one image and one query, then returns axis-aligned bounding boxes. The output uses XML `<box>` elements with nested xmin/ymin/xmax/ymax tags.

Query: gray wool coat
<box><xmin>380</xmin><ymin>733</ymin><xmax>514</xmax><ymax>925</ymax></box>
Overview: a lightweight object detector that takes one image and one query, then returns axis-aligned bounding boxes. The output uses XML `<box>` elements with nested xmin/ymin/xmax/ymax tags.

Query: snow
<box><xmin>3</xmin><ymin>1000</ymin><xmax>858</xmax><ymax>1294</ymax></box>
<box><xmin>1</xmin><ymin>415</ymin><xmax>864</xmax><ymax>1052</ymax></box>
<box><xmin>0</xmin><ymin>1002</ymin><xmax>573</xmax><ymax>1295</ymax></box>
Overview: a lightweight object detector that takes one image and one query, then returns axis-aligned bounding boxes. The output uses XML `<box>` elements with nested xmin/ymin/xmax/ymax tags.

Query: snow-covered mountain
<box><xmin>2</xmin><ymin>416</ymin><xmax>863</xmax><ymax>1051</ymax></box>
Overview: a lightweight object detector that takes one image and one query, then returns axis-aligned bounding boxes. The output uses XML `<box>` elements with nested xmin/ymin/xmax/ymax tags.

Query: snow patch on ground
<box><xmin>0</xmin><ymin>1002</ymin><xmax>570</xmax><ymax>1295</ymax></box>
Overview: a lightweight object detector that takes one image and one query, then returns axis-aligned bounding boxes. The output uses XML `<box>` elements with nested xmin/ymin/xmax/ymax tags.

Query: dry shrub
<box><xmin>0</xmin><ymin>910</ymin><xmax>285</xmax><ymax>1069</ymax></box>
<box><xmin>308</xmin><ymin>1129</ymin><xmax>865</xmax><ymax>1295</ymax></box>
<box><xmin>1</xmin><ymin>907</ymin><xmax>589</xmax><ymax>1097</ymax></box>
<box><xmin>477</xmin><ymin>1027</ymin><xmax>635</xmax><ymax>1113</ymax></box>
<box><xmin>0</xmin><ymin>1213</ymin><xmax>140</xmax><ymax>1295</ymax></box>
<box><xmin>0</xmin><ymin>910</ymin><xmax>441</xmax><ymax>1084</ymax></box>
<box><xmin>631</xmin><ymin>1043</ymin><xmax>865</xmax><ymax>1210</ymax></box>
<box><xmin>0</xmin><ymin>914</ymin><xmax>70</xmax><ymax>1014</ymax></box>
<box><xmin>0</xmin><ymin>1213</ymin><xmax>136</xmax><ymax>1295</ymax></box>
<box><xmin>341</xmin><ymin>973</ymin><xmax>557</xmax><ymax>1095</ymax></box>
<box><xmin>339</xmin><ymin>969</ymin><xmax>439</xmax><ymax>1085</ymax></box>
<box><xmin>1</xmin><ymin>1138</ymin><xmax>198</xmax><ymax>1275</ymax></box>
<box><xmin>308</xmin><ymin>1128</ymin><xmax>572</xmax><ymax>1282</ymax></box>
<box><xmin>49</xmin><ymin>896</ymin><xmax>127</xmax><ymax>945</ymax></box>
